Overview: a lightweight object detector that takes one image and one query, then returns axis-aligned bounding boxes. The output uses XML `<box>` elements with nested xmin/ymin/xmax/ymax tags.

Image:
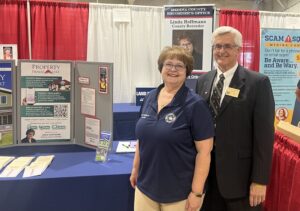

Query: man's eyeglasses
<box><xmin>163</xmin><ymin>63</ymin><xmax>186</xmax><ymax>71</ymax></box>
<box><xmin>212</xmin><ymin>44</ymin><xmax>238</xmax><ymax>51</ymax></box>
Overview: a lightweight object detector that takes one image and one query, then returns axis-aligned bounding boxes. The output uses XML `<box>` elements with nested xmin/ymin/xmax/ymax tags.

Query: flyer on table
<box><xmin>20</xmin><ymin>62</ymin><xmax>72</xmax><ymax>142</ymax></box>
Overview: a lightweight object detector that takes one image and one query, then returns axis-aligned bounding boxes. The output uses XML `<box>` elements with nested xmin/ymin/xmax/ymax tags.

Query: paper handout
<box><xmin>23</xmin><ymin>155</ymin><xmax>54</xmax><ymax>178</ymax></box>
<box><xmin>0</xmin><ymin>156</ymin><xmax>15</xmax><ymax>171</ymax></box>
<box><xmin>0</xmin><ymin>157</ymin><xmax>34</xmax><ymax>177</ymax></box>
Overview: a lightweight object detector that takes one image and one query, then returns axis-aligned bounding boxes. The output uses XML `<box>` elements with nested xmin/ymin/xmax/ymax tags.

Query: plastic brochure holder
<box><xmin>95</xmin><ymin>131</ymin><xmax>111</xmax><ymax>162</ymax></box>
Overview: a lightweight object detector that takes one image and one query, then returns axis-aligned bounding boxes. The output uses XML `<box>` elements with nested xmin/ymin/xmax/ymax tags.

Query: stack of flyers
<box><xmin>0</xmin><ymin>156</ymin><xmax>15</xmax><ymax>171</ymax></box>
<box><xmin>95</xmin><ymin>140</ymin><xmax>110</xmax><ymax>162</ymax></box>
<box><xmin>0</xmin><ymin>157</ymin><xmax>34</xmax><ymax>177</ymax></box>
<box><xmin>23</xmin><ymin>155</ymin><xmax>55</xmax><ymax>178</ymax></box>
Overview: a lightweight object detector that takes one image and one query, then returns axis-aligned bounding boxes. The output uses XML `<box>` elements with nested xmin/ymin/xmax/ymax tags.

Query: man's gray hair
<box><xmin>212</xmin><ymin>26</ymin><xmax>243</xmax><ymax>47</ymax></box>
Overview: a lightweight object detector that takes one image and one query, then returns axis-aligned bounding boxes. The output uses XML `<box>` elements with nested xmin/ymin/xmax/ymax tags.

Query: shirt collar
<box><xmin>216</xmin><ymin>62</ymin><xmax>238</xmax><ymax>79</ymax></box>
<box><xmin>155</xmin><ymin>83</ymin><xmax>188</xmax><ymax>107</ymax></box>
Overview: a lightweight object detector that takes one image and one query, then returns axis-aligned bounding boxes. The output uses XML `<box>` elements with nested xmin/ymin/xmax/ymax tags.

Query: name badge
<box><xmin>226</xmin><ymin>87</ymin><xmax>240</xmax><ymax>98</ymax></box>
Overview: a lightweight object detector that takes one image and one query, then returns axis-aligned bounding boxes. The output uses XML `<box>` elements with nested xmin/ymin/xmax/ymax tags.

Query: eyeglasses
<box><xmin>212</xmin><ymin>44</ymin><xmax>238</xmax><ymax>51</ymax></box>
<box><xmin>180</xmin><ymin>42</ymin><xmax>192</xmax><ymax>48</ymax></box>
<box><xmin>163</xmin><ymin>63</ymin><xmax>186</xmax><ymax>71</ymax></box>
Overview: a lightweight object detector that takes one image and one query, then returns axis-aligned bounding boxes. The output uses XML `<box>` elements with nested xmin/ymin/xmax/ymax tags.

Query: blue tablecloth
<box><xmin>0</xmin><ymin>144</ymin><xmax>135</xmax><ymax>211</ymax></box>
<box><xmin>113</xmin><ymin>103</ymin><xmax>140</xmax><ymax>140</ymax></box>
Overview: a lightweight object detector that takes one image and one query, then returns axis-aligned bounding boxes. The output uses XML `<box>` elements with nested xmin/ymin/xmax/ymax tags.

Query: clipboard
<box><xmin>116</xmin><ymin>141</ymin><xmax>137</xmax><ymax>153</ymax></box>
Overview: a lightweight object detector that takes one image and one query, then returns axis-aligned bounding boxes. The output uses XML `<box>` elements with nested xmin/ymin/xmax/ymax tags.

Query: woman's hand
<box><xmin>185</xmin><ymin>192</ymin><xmax>204</xmax><ymax>211</ymax></box>
<box><xmin>130</xmin><ymin>168</ymin><xmax>138</xmax><ymax>188</ymax></box>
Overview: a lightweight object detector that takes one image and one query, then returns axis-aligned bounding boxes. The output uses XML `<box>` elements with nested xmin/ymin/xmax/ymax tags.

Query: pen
<box><xmin>122</xmin><ymin>144</ymin><xmax>130</xmax><ymax>149</ymax></box>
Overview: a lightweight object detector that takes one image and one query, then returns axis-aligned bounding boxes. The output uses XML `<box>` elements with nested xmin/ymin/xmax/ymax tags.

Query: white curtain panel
<box><xmin>260</xmin><ymin>11</ymin><xmax>300</xmax><ymax>28</ymax></box>
<box><xmin>87</xmin><ymin>3</ymin><xmax>163</xmax><ymax>103</ymax></box>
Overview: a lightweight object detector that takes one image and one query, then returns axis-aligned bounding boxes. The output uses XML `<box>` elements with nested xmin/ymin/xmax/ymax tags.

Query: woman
<box><xmin>130</xmin><ymin>46</ymin><xmax>214</xmax><ymax>211</ymax></box>
<box><xmin>276</xmin><ymin>108</ymin><xmax>288</xmax><ymax>121</ymax></box>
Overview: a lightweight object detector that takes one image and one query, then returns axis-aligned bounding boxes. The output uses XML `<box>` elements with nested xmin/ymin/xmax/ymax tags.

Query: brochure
<box><xmin>0</xmin><ymin>157</ymin><xmax>34</xmax><ymax>177</ymax></box>
<box><xmin>0</xmin><ymin>156</ymin><xmax>15</xmax><ymax>171</ymax></box>
<box><xmin>23</xmin><ymin>155</ymin><xmax>54</xmax><ymax>177</ymax></box>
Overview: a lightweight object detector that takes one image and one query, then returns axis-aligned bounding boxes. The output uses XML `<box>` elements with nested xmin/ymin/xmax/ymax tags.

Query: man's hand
<box><xmin>249</xmin><ymin>183</ymin><xmax>266</xmax><ymax>207</ymax></box>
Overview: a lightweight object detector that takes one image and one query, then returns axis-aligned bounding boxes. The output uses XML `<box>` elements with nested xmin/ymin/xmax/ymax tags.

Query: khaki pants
<box><xmin>134</xmin><ymin>187</ymin><xmax>187</xmax><ymax>211</ymax></box>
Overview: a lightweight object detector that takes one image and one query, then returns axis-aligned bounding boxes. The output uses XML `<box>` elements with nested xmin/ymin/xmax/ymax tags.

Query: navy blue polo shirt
<box><xmin>136</xmin><ymin>84</ymin><xmax>214</xmax><ymax>203</ymax></box>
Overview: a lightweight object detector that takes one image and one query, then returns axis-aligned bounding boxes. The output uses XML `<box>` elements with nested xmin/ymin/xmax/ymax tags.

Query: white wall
<box><xmin>273</xmin><ymin>0</ymin><xmax>300</xmax><ymax>11</ymax></box>
<box><xmin>134</xmin><ymin>0</ymin><xmax>272</xmax><ymax>10</ymax></box>
<box><xmin>62</xmin><ymin>0</ymin><xmax>275</xmax><ymax>11</ymax></box>
<box><xmin>285</xmin><ymin>0</ymin><xmax>300</xmax><ymax>12</ymax></box>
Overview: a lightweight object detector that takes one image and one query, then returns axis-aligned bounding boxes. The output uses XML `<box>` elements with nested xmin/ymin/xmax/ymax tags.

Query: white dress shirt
<box><xmin>212</xmin><ymin>63</ymin><xmax>238</xmax><ymax>105</ymax></box>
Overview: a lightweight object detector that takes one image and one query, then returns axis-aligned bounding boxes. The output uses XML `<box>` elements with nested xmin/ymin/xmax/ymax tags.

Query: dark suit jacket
<box><xmin>196</xmin><ymin>65</ymin><xmax>275</xmax><ymax>199</ymax></box>
<box><xmin>21</xmin><ymin>137</ymin><xmax>36</xmax><ymax>143</ymax></box>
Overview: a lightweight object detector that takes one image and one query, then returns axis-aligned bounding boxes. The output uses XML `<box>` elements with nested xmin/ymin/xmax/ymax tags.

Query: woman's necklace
<box><xmin>158</xmin><ymin>87</ymin><xmax>176</xmax><ymax>112</ymax></box>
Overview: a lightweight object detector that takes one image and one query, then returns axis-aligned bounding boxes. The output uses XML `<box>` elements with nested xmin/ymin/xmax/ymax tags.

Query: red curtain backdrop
<box><xmin>264</xmin><ymin>132</ymin><xmax>300</xmax><ymax>211</ymax></box>
<box><xmin>30</xmin><ymin>1</ymin><xmax>89</xmax><ymax>60</ymax></box>
<box><xmin>219</xmin><ymin>9</ymin><xmax>260</xmax><ymax>72</ymax></box>
<box><xmin>0</xmin><ymin>0</ymin><xmax>29</xmax><ymax>59</ymax></box>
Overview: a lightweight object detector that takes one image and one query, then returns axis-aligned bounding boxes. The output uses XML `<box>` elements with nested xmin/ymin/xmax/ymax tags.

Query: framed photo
<box><xmin>0</xmin><ymin>44</ymin><xmax>18</xmax><ymax>64</ymax></box>
<box><xmin>99</xmin><ymin>65</ymin><xmax>109</xmax><ymax>94</ymax></box>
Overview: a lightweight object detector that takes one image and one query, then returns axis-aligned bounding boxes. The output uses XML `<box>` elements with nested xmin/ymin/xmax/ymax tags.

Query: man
<box><xmin>178</xmin><ymin>33</ymin><xmax>202</xmax><ymax>70</ymax></box>
<box><xmin>196</xmin><ymin>26</ymin><xmax>275</xmax><ymax>211</ymax></box>
<box><xmin>21</xmin><ymin>129</ymin><xmax>37</xmax><ymax>143</ymax></box>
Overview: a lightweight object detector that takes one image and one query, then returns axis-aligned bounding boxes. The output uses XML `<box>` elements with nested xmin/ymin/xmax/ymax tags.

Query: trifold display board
<box><xmin>74</xmin><ymin>62</ymin><xmax>113</xmax><ymax>147</ymax></box>
<box><xmin>0</xmin><ymin>60</ymin><xmax>16</xmax><ymax>147</ymax></box>
<box><xmin>12</xmin><ymin>60</ymin><xmax>113</xmax><ymax>147</ymax></box>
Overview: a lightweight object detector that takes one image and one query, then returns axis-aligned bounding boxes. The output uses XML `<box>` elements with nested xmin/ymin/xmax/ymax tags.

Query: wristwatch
<box><xmin>191</xmin><ymin>190</ymin><xmax>205</xmax><ymax>198</ymax></box>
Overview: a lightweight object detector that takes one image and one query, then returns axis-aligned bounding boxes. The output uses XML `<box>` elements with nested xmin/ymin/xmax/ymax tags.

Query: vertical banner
<box><xmin>164</xmin><ymin>5</ymin><xmax>215</xmax><ymax>77</ymax></box>
<box><xmin>260</xmin><ymin>28</ymin><xmax>300</xmax><ymax>125</ymax></box>
<box><xmin>19</xmin><ymin>61</ymin><xmax>72</xmax><ymax>143</ymax></box>
<box><xmin>0</xmin><ymin>62</ymin><xmax>13</xmax><ymax>147</ymax></box>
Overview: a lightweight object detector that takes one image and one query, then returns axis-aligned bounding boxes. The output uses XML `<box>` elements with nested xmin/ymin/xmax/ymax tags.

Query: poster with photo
<box><xmin>85</xmin><ymin>117</ymin><xmax>100</xmax><ymax>147</ymax></box>
<box><xmin>260</xmin><ymin>28</ymin><xmax>300</xmax><ymax>125</ymax></box>
<box><xmin>164</xmin><ymin>5</ymin><xmax>215</xmax><ymax>76</ymax></box>
<box><xmin>0</xmin><ymin>61</ymin><xmax>13</xmax><ymax>147</ymax></box>
<box><xmin>0</xmin><ymin>44</ymin><xmax>18</xmax><ymax>64</ymax></box>
<box><xmin>19</xmin><ymin>62</ymin><xmax>72</xmax><ymax>143</ymax></box>
<box><xmin>99</xmin><ymin>65</ymin><xmax>109</xmax><ymax>94</ymax></box>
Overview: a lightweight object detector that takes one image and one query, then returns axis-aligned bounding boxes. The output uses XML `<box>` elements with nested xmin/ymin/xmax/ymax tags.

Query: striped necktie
<box><xmin>209</xmin><ymin>74</ymin><xmax>225</xmax><ymax>121</ymax></box>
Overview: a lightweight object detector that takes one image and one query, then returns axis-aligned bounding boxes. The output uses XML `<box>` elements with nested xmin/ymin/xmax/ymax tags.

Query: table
<box><xmin>113</xmin><ymin>103</ymin><xmax>140</xmax><ymax>140</ymax></box>
<box><xmin>264</xmin><ymin>131</ymin><xmax>300</xmax><ymax>211</ymax></box>
<box><xmin>0</xmin><ymin>144</ymin><xmax>135</xmax><ymax>211</ymax></box>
